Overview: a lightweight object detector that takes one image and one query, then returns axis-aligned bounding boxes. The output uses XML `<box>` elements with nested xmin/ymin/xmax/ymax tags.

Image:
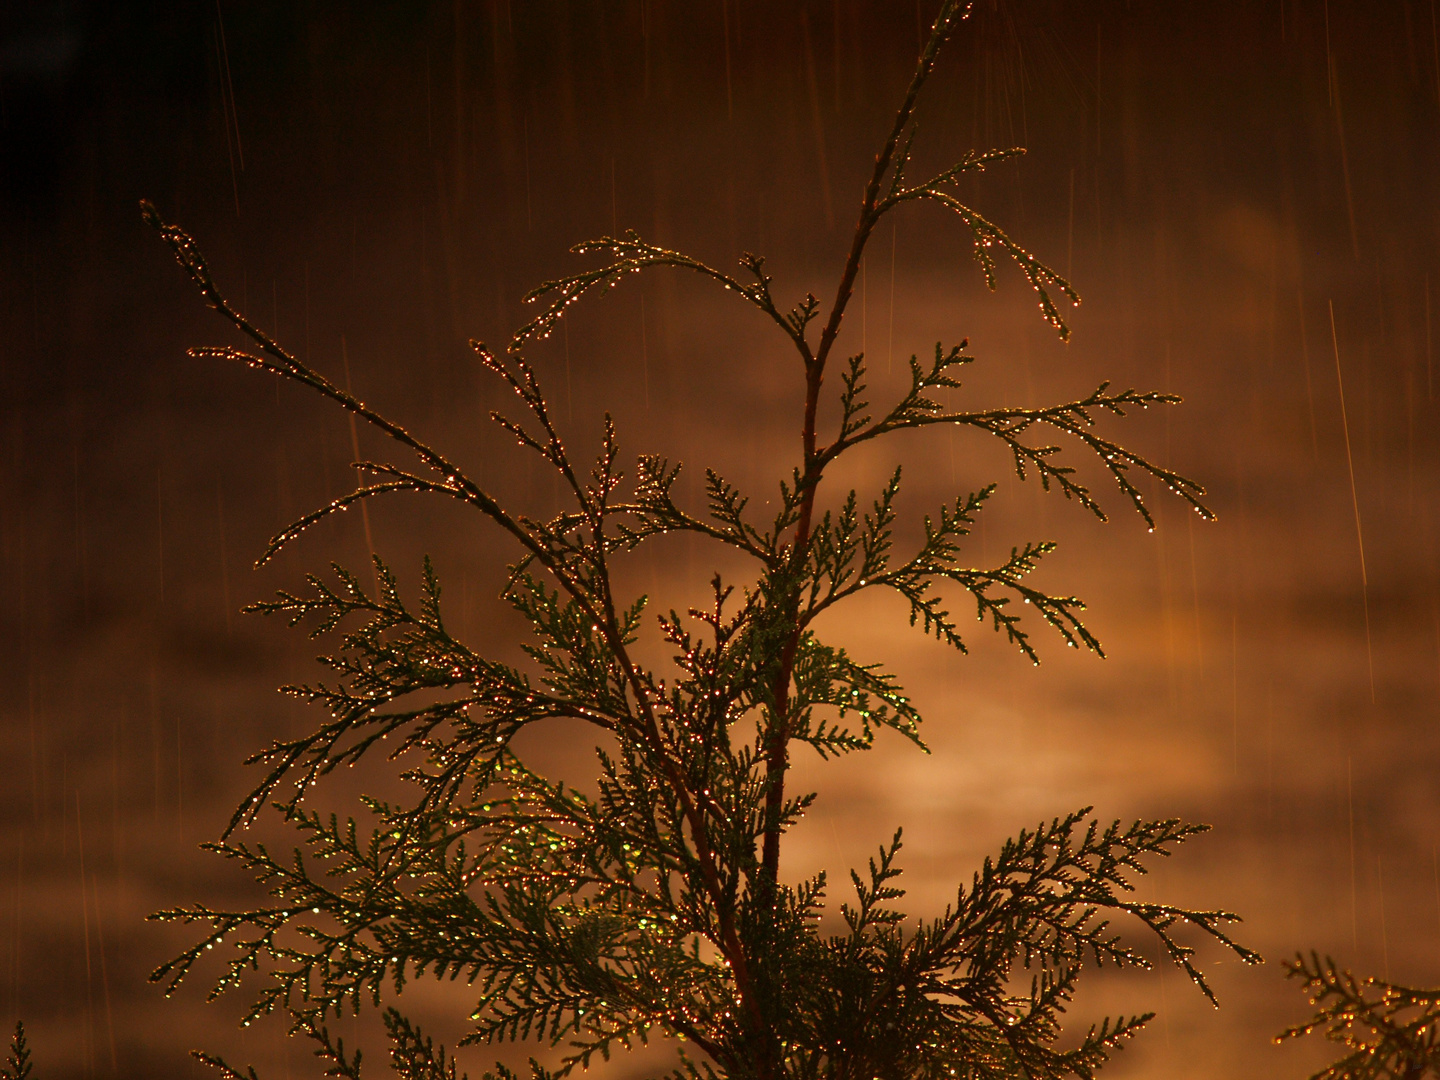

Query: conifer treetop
<box><xmin>143</xmin><ymin>4</ymin><xmax>1256</xmax><ymax>1079</ymax></box>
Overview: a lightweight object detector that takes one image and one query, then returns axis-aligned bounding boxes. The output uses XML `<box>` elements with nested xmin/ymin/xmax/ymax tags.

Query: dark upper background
<box><xmin>3</xmin><ymin>1</ymin><xmax>1439</xmax><ymax>1077</ymax></box>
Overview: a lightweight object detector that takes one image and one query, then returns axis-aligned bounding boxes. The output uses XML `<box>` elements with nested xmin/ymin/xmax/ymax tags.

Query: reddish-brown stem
<box><xmin>759</xmin><ymin>2</ymin><xmax>963</xmax><ymax>886</ymax></box>
<box><xmin>599</xmin><ymin>588</ymin><xmax>766</xmax><ymax>1041</ymax></box>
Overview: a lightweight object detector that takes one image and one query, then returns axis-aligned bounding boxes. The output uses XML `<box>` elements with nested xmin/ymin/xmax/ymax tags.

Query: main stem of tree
<box><xmin>759</xmin><ymin>8</ymin><xmax>950</xmax><ymax>892</ymax></box>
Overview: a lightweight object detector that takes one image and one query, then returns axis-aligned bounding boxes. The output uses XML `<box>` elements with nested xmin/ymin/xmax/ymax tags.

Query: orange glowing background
<box><xmin>2</xmin><ymin>3</ymin><xmax>1438</xmax><ymax>1078</ymax></box>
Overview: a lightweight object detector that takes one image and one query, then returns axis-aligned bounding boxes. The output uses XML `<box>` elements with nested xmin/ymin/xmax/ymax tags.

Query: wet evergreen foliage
<box><xmin>1281</xmin><ymin>955</ymin><xmax>1440</xmax><ymax>1079</ymax></box>
<box><xmin>142</xmin><ymin>3</ymin><xmax>1261</xmax><ymax>1078</ymax></box>
<box><xmin>1</xmin><ymin>1023</ymin><xmax>33</xmax><ymax>1080</ymax></box>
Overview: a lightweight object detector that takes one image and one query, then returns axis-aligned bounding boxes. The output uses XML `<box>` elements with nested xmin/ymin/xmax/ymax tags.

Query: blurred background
<box><xmin>3</xmin><ymin>1</ymin><xmax>1439</xmax><ymax>1076</ymax></box>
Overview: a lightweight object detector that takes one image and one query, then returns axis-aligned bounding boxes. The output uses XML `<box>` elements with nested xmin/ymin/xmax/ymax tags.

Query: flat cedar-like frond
<box><xmin>1278</xmin><ymin>954</ymin><xmax>1440</xmax><ymax>1079</ymax></box>
<box><xmin>823</xmin><ymin>346</ymin><xmax>1209</xmax><ymax>532</ymax></box>
<box><xmin>793</xmin><ymin>811</ymin><xmax>1256</xmax><ymax>1080</ymax></box>
<box><xmin>384</xmin><ymin>1010</ymin><xmax>469</xmax><ymax>1080</ymax></box>
<box><xmin>225</xmin><ymin>555</ymin><xmax>553</xmax><ymax>836</ymax></box>
<box><xmin>787</xmin><ymin>634</ymin><xmax>925</xmax><ymax>757</ymax></box>
<box><xmin>144</xmin><ymin>3</ymin><xmax>1242</xmax><ymax>1079</ymax></box>
<box><xmin>931</xmin><ymin>812</ymin><xmax>1261</xmax><ymax>1003</ymax></box>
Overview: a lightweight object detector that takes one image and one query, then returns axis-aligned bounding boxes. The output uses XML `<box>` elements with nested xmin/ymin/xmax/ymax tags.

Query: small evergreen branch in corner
<box><xmin>1279</xmin><ymin>954</ymin><xmax>1440</xmax><ymax>1079</ymax></box>
<box><xmin>1</xmin><ymin>1023</ymin><xmax>32</xmax><ymax>1080</ymax></box>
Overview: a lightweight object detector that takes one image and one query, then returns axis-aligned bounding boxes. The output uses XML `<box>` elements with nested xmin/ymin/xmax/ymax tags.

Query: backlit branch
<box><xmin>1279</xmin><ymin>954</ymin><xmax>1440</xmax><ymax>1080</ymax></box>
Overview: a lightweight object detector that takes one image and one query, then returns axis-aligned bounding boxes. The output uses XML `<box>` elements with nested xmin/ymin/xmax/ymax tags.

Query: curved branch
<box><xmin>509</xmin><ymin>233</ymin><xmax>806</xmax><ymax>355</ymax></box>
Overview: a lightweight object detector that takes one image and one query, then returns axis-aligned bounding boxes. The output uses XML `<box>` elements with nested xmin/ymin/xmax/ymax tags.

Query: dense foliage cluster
<box><xmin>139</xmin><ymin>4</ymin><xmax>1267</xmax><ymax>1079</ymax></box>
